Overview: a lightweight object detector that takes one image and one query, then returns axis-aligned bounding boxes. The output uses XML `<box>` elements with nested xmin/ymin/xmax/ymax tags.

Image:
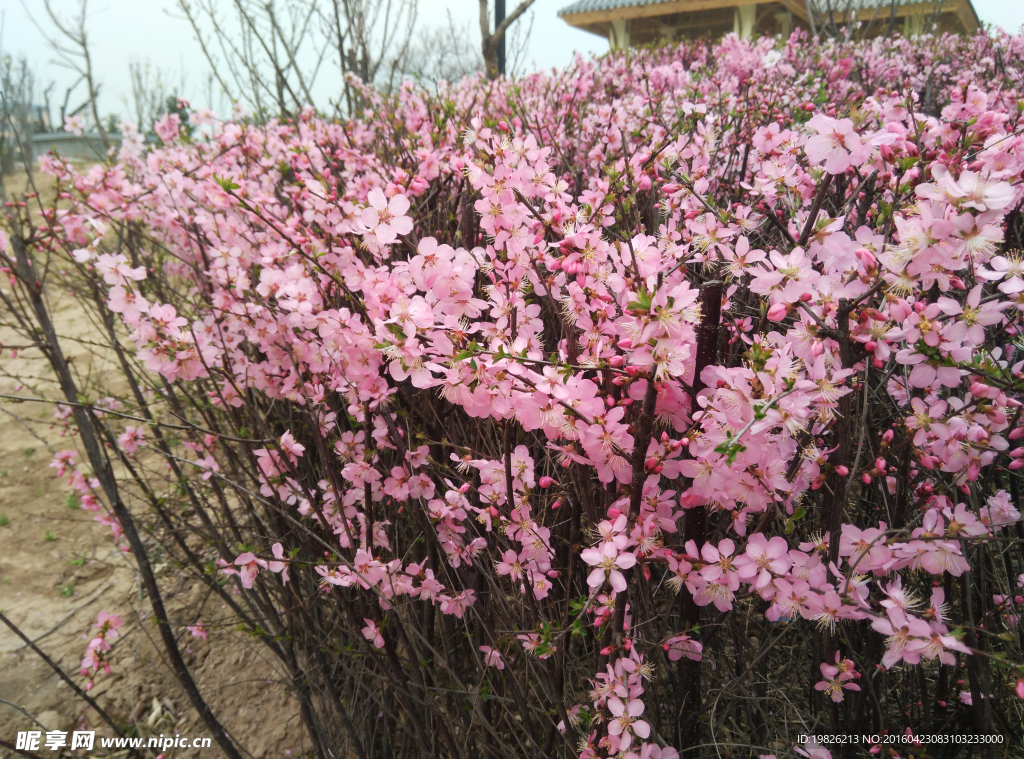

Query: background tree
<box><xmin>478</xmin><ymin>0</ymin><xmax>535</xmax><ymax>79</ymax></box>
<box><xmin>176</xmin><ymin>0</ymin><xmax>418</xmax><ymax>118</ymax></box>
<box><xmin>0</xmin><ymin>54</ymin><xmax>50</xmax><ymax>175</ymax></box>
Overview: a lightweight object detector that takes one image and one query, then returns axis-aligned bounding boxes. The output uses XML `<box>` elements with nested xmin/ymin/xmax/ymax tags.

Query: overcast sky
<box><xmin>0</xmin><ymin>0</ymin><xmax>1020</xmax><ymax>122</ymax></box>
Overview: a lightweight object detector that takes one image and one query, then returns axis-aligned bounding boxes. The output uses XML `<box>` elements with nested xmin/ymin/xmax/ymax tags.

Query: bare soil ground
<box><xmin>0</xmin><ymin>168</ymin><xmax>309</xmax><ymax>759</ymax></box>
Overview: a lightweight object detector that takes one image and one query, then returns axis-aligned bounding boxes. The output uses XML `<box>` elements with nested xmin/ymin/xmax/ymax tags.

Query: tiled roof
<box><xmin>558</xmin><ymin>0</ymin><xmax>665</xmax><ymax>17</ymax></box>
<box><xmin>559</xmin><ymin>0</ymin><xmax>976</xmax><ymax>17</ymax></box>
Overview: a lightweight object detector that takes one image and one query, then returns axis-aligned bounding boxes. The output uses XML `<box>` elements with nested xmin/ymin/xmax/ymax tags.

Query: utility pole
<box><xmin>496</xmin><ymin>0</ymin><xmax>506</xmax><ymax>75</ymax></box>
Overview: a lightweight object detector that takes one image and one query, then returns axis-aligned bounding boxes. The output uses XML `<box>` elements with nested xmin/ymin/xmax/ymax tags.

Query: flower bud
<box><xmin>835</xmin><ymin>465</ymin><xmax>849</xmax><ymax>476</ymax></box>
<box><xmin>767</xmin><ymin>302</ymin><xmax>789</xmax><ymax>322</ymax></box>
<box><xmin>855</xmin><ymin>247</ymin><xmax>877</xmax><ymax>271</ymax></box>
<box><xmin>539</xmin><ymin>476</ymin><xmax>557</xmax><ymax>488</ymax></box>
<box><xmin>971</xmin><ymin>381</ymin><xmax>995</xmax><ymax>398</ymax></box>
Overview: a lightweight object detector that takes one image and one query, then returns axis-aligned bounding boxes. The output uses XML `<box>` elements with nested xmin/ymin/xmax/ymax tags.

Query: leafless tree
<box><xmin>0</xmin><ymin>55</ymin><xmax>50</xmax><ymax>175</ymax></box>
<box><xmin>123</xmin><ymin>59</ymin><xmax>171</xmax><ymax>135</ymax></box>
<box><xmin>341</xmin><ymin>5</ymin><xmax>534</xmax><ymax>90</ymax></box>
<box><xmin>26</xmin><ymin>0</ymin><xmax>108</xmax><ymax>148</ymax></box>
<box><xmin>177</xmin><ymin>0</ymin><xmax>418</xmax><ymax>119</ymax></box>
<box><xmin>478</xmin><ymin>0</ymin><xmax>536</xmax><ymax>80</ymax></box>
<box><xmin>807</xmin><ymin>0</ymin><xmax>946</xmax><ymax>40</ymax></box>
<box><xmin>504</xmin><ymin>9</ymin><xmax>535</xmax><ymax>79</ymax></box>
<box><xmin>404</xmin><ymin>12</ymin><xmax>483</xmax><ymax>86</ymax></box>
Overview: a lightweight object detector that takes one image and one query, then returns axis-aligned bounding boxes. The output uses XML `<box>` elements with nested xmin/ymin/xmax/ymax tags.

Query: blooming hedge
<box><xmin>6</xmin><ymin>27</ymin><xmax>1024</xmax><ymax>759</ymax></box>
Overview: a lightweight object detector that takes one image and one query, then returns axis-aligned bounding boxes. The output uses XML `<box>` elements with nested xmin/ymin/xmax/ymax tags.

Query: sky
<box><xmin>0</xmin><ymin>0</ymin><xmax>1020</xmax><ymax>123</ymax></box>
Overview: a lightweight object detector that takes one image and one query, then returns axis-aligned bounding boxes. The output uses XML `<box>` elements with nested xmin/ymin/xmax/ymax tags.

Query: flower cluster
<box><xmin>20</xmin><ymin>25</ymin><xmax>1024</xmax><ymax>759</ymax></box>
<box><xmin>80</xmin><ymin>612</ymin><xmax>122</xmax><ymax>691</ymax></box>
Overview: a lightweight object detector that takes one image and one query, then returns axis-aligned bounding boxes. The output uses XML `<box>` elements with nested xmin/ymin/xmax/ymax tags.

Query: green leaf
<box><xmin>714</xmin><ymin>438</ymin><xmax>747</xmax><ymax>466</ymax></box>
<box><xmin>214</xmin><ymin>174</ymin><xmax>240</xmax><ymax>192</ymax></box>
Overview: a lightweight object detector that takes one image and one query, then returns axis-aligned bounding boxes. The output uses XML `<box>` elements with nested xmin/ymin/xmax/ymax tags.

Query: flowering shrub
<box><xmin>5</xmin><ymin>27</ymin><xmax>1024</xmax><ymax>759</ymax></box>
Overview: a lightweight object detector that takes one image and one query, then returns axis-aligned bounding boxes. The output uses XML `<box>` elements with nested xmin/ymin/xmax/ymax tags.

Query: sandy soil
<box><xmin>0</xmin><ymin>168</ymin><xmax>309</xmax><ymax>759</ymax></box>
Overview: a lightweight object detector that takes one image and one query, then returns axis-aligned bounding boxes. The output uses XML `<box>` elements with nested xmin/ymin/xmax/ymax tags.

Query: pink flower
<box><xmin>979</xmin><ymin>252</ymin><xmax>1024</xmax><ymax>294</ymax></box>
<box><xmin>663</xmin><ymin>634</ymin><xmax>703</xmax><ymax>662</ymax></box>
<box><xmin>699</xmin><ymin>539</ymin><xmax>740</xmax><ymax>591</ymax></box>
<box><xmin>607</xmin><ymin>696</ymin><xmax>649</xmax><ymax>750</ymax></box>
<box><xmin>495</xmin><ymin>549</ymin><xmax>524</xmax><ymax>581</ymax></box>
<box><xmin>279</xmin><ymin>431</ymin><xmax>305</xmax><ymax>462</ymax></box>
<box><xmin>117</xmin><ymin>426</ymin><xmax>146</xmax><ymax>455</ymax></box>
<box><xmin>438</xmin><ymin>589</ymin><xmax>476</xmax><ymax>618</ymax></box>
<box><xmin>234</xmin><ymin>552</ymin><xmax>268</xmax><ymax>589</ymax></box>
<box><xmin>580</xmin><ymin>542</ymin><xmax>636</xmax><ymax>593</ymax></box>
<box><xmin>805</xmin><ymin>114</ymin><xmax>869</xmax><ymax>173</ymax></box>
<box><xmin>195</xmin><ymin>454</ymin><xmax>220</xmax><ymax>480</ymax></box>
<box><xmin>870</xmin><ymin>608</ymin><xmax>931</xmax><ymax>668</ymax></box>
<box><xmin>64</xmin><ymin>114</ymin><xmax>84</xmax><ymax>136</ymax></box>
<box><xmin>735</xmin><ymin>534</ymin><xmax>790</xmax><ymax>589</ymax></box>
<box><xmin>94</xmin><ymin>611</ymin><xmax>122</xmax><ymax>637</ymax></box>
<box><xmin>479</xmin><ymin>645</ymin><xmax>505</xmax><ymax>670</ymax></box>
<box><xmin>360</xmin><ymin>188</ymin><xmax>413</xmax><ymax>246</ymax></box>
<box><xmin>916</xmin><ymin>165</ymin><xmax>1015</xmax><ymax>212</ymax></box>
<box><xmin>814</xmin><ymin>654</ymin><xmax>860</xmax><ymax>702</ymax></box>
<box><xmin>267</xmin><ymin>542</ymin><xmax>290</xmax><ymax>584</ymax></box>
<box><xmin>362</xmin><ymin>619</ymin><xmax>384</xmax><ymax>649</ymax></box>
